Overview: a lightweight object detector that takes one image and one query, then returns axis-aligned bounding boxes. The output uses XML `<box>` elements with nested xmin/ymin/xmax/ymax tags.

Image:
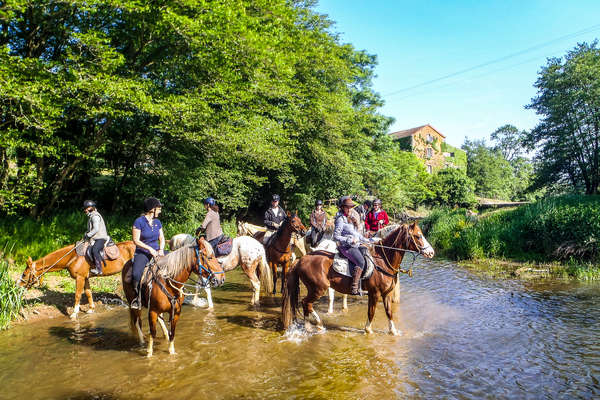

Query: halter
<box><xmin>21</xmin><ymin>244</ymin><xmax>80</xmax><ymax>287</ymax></box>
<box><xmin>373</xmin><ymin>227</ymin><xmax>421</xmax><ymax>277</ymax></box>
<box><xmin>195</xmin><ymin>246</ymin><xmax>225</xmax><ymax>282</ymax></box>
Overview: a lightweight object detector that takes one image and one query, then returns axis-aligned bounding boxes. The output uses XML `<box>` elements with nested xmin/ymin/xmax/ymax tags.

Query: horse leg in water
<box><xmin>168</xmin><ymin>309</ymin><xmax>181</xmax><ymax>355</ymax></box>
<box><xmin>70</xmin><ymin>274</ymin><xmax>86</xmax><ymax>319</ymax></box>
<box><xmin>365</xmin><ymin>290</ymin><xmax>381</xmax><ymax>334</ymax></box>
<box><xmin>84</xmin><ymin>277</ymin><xmax>95</xmax><ymax>313</ymax></box>
<box><xmin>382</xmin><ymin>291</ymin><xmax>400</xmax><ymax>336</ymax></box>
<box><xmin>147</xmin><ymin>310</ymin><xmax>159</xmax><ymax>357</ymax></box>
<box><xmin>301</xmin><ymin>285</ymin><xmax>327</xmax><ymax>332</ymax></box>
<box><xmin>281</xmin><ymin>259</ymin><xmax>291</xmax><ymax>295</ymax></box>
<box><xmin>129</xmin><ymin>308</ymin><xmax>145</xmax><ymax>345</ymax></box>
<box><xmin>243</xmin><ymin>259</ymin><xmax>261</xmax><ymax>305</ymax></box>
<box><xmin>157</xmin><ymin>314</ymin><xmax>169</xmax><ymax>338</ymax></box>
<box><xmin>327</xmin><ymin>288</ymin><xmax>349</xmax><ymax>314</ymax></box>
<box><xmin>269</xmin><ymin>260</ymin><xmax>278</xmax><ymax>295</ymax></box>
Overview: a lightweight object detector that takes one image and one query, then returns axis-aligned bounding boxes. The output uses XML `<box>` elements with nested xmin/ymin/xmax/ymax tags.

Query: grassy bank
<box><xmin>422</xmin><ymin>195</ymin><xmax>600</xmax><ymax>280</ymax></box>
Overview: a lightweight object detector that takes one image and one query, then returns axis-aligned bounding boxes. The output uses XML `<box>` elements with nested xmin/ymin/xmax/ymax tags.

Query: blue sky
<box><xmin>314</xmin><ymin>0</ymin><xmax>600</xmax><ymax>148</ymax></box>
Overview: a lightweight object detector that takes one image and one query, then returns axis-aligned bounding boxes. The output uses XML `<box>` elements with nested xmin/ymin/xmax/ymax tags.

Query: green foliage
<box><xmin>0</xmin><ymin>0</ymin><xmax>393</xmax><ymax>220</ymax></box>
<box><xmin>0</xmin><ymin>260</ymin><xmax>24</xmax><ymax>330</ymax></box>
<box><xmin>526</xmin><ymin>42</ymin><xmax>600</xmax><ymax>194</ymax></box>
<box><xmin>462</xmin><ymin>139</ymin><xmax>516</xmax><ymax>200</ymax></box>
<box><xmin>429</xmin><ymin>168</ymin><xmax>477</xmax><ymax>208</ymax></box>
<box><xmin>423</xmin><ymin>195</ymin><xmax>600</xmax><ymax>264</ymax></box>
<box><xmin>441</xmin><ymin>142</ymin><xmax>467</xmax><ymax>171</ymax></box>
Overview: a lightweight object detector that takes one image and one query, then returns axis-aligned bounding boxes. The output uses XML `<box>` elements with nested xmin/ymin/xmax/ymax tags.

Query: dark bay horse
<box><xmin>282</xmin><ymin>223</ymin><xmax>434</xmax><ymax>335</ymax></box>
<box><xmin>122</xmin><ymin>237</ymin><xmax>224</xmax><ymax>357</ymax></box>
<box><xmin>254</xmin><ymin>212</ymin><xmax>306</xmax><ymax>294</ymax></box>
<box><xmin>19</xmin><ymin>241</ymin><xmax>136</xmax><ymax>319</ymax></box>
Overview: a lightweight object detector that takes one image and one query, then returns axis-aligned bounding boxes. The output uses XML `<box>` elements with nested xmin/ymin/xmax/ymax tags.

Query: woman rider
<box><xmin>130</xmin><ymin>197</ymin><xmax>165</xmax><ymax>309</ymax></box>
<box><xmin>83</xmin><ymin>200</ymin><xmax>109</xmax><ymax>275</ymax></box>
<box><xmin>334</xmin><ymin>196</ymin><xmax>378</xmax><ymax>295</ymax></box>
<box><xmin>196</xmin><ymin>197</ymin><xmax>223</xmax><ymax>251</ymax></box>
<box><xmin>365</xmin><ymin>198</ymin><xmax>389</xmax><ymax>236</ymax></box>
<box><xmin>309</xmin><ymin>199</ymin><xmax>327</xmax><ymax>247</ymax></box>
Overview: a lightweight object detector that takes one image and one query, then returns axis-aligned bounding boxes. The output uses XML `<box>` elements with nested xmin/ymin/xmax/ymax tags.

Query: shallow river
<box><xmin>1</xmin><ymin>259</ymin><xmax>600</xmax><ymax>399</ymax></box>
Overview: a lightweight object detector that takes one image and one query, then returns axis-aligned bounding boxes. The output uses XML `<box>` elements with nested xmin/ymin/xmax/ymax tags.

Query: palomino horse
<box><xmin>169</xmin><ymin>233</ymin><xmax>273</xmax><ymax>306</ymax></box>
<box><xmin>122</xmin><ymin>237</ymin><xmax>224</xmax><ymax>357</ymax></box>
<box><xmin>253</xmin><ymin>212</ymin><xmax>306</xmax><ymax>294</ymax></box>
<box><xmin>19</xmin><ymin>241</ymin><xmax>136</xmax><ymax>319</ymax></box>
<box><xmin>282</xmin><ymin>223</ymin><xmax>434</xmax><ymax>335</ymax></box>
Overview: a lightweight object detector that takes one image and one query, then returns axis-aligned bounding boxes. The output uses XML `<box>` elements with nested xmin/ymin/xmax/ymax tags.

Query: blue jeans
<box><xmin>339</xmin><ymin>246</ymin><xmax>366</xmax><ymax>272</ymax></box>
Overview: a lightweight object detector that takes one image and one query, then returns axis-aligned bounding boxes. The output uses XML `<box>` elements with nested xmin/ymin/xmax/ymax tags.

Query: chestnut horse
<box><xmin>282</xmin><ymin>223</ymin><xmax>434</xmax><ymax>335</ymax></box>
<box><xmin>253</xmin><ymin>212</ymin><xmax>306</xmax><ymax>294</ymax></box>
<box><xmin>122</xmin><ymin>237</ymin><xmax>224</xmax><ymax>357</ymax></box>
<box><xmin>19</xmin><ymin>241</ymin><xmax>136</xmax><ymax>319</ymax></box>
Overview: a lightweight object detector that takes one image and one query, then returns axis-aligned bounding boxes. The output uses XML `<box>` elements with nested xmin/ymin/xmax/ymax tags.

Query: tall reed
<box><xmin>0</xmin><ymin>261</ymin><xmax>24</xmax><ymax>330</ymax></box>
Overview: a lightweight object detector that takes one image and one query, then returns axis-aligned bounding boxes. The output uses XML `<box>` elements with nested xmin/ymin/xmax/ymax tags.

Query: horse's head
<box><xmin>406</xmin><ymin>222</ymin><xmax>434</xmax><ymax>258</ymax></box>
<box><xmin>287</xmin><ymin>211</ymin><xmax>307</xmax><ymax>235</ymax></box>
<box><xmin>195</xmin><ymin>238</ymin><xmax>225</xmax><ymax>287</ymax></box>
<box><xmin>19</xmin><ymin>256</ymin><xmax>38</xmax><ymax>288</ymax></box>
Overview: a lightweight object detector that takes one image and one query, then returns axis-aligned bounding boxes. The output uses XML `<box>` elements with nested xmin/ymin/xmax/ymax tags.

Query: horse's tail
<box><xmin>258</xmin><ymin>249</ymin><xmax>273</xmax><ymax>294</ymax></box>
<box><xmin>282</xmin><ymin>259</ymin><xmax>300</xmax><ymax>329</ymax></box>
<box><xmin>392</xmin><ymin>278</ymin><xmax>401</xmax><ymax>303</ymax></box>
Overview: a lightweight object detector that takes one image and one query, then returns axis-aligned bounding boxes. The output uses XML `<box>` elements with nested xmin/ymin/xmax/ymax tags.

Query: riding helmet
<box><xmin>373</xmin><ymin>198</ymin><xmax>382</xmax><ymax>205</ymax></box>
<box><xmin>203</xmin><ymin>197</ymin><xmax>216</xmax><ymax>206</ymax></box>
<box><xmin>82</xmin><ymin>200</ymin><xmax>96</xmax><ymax>209</ymax></box>
<box><xmin>315</xmin><ymin>199</ymin><xmax>323</xmax><ymax>206</ymax></box>
<box><xmin>272</xmin><ymin>194</ymin><xmax>280</xmax><ymax>202</ymax></box>
<box><xmin>144</xmin><ymin>197</ymin><xmax>163</xmax><ymax>212</ymax></box>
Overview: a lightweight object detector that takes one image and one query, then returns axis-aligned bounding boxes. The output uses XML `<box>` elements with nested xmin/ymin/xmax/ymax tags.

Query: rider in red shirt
<box><xmin>364</xmin><ymin>199</ymin><xmax>389</xmax><ymax>235</ymax></box>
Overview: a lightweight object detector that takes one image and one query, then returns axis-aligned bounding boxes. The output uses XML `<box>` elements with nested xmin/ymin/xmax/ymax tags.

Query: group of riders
<box><xmin>81</xmin><ymin>193</ymin><xmax>392</xmax><ymax>308</ymax></box>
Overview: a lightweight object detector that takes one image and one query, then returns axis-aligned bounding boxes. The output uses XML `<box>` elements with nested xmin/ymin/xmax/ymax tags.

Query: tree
<box><xmin>462</xmin><ymin>139</ymin><xmax>515</xmax><ymax>200</ymax></box>
<box><xmin>429</xmin><ymin>168</ymin><xmax>477</xmax><ymax>208</ymax></box>
<box><xmin>526</xmin><ymin>42</ymin><xmax>600</xmax><ymax>195</ymax></box>
<box><xmin>490</xmin><ymin>124</ymin><xmax>527</xmax><ymax>162</ymax></box>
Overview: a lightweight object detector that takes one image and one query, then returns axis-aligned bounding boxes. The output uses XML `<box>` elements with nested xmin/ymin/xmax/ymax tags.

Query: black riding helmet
<box><xmin>315</xmin><ymin>199</ymin><xmax>323</xmax><ymax>206</ymax></box>
<box><xmin>144</xmin><ymin>197</ymin><xmax>163</xmax><ymax>213</ymax></box>
<box><xmin>83</xmin><ymin>200</ymin><xmax>96</xmax><ymax>209</ymax></box>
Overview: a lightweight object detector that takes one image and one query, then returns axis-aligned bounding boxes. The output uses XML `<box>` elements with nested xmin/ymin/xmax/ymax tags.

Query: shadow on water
<box><xmin>216</xmin><ymin>314</ymin><xmax>281</xmax><ymax>331</ymax></box>
<box><xmin>25</xmin><ymin>287</ymin><xmax>123</xmax><ymax>316</ymax></box>
<box><xmin>64</xmin><ymin>392</ymin><xmax>123</xmax><ymax>400</ymax></box>
<box><xmin>49</xmin><ymin>325</ymin><xmax>137</xmax><ymax>351</ymax></box>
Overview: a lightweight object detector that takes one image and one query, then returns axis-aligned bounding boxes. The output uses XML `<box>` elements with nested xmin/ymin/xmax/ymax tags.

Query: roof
<box><xmin>389</xmin><ymin>124</ymin><xmax>446</xmax><ymax>139</ymax></box>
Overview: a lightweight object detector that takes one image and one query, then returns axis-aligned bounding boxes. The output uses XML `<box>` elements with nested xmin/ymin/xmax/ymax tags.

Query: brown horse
<box><xmin>19</xmin><ymin>241</ymin><xmax>136</xmax><ymax>319</ymax></box>
<box><xmin>122</xmin><ymin>237</ymin><xmax>224</xmax><ymax>357</ymax></box>
<box><xmin>254</xmin><ymin>212</ymin><xmax>306</xmax><ymax>294</ymax></box>
<box><xmin>282</xmin><ymin>223</ymin><xmax>434</xmax><ymax>335</ymax></box>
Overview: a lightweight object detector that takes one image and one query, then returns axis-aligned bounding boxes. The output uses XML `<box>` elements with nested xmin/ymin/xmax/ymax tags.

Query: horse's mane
<box><xmin>155</xmin><ymin>245</ymin><xmax>197</xmax><ymax>278</ymax></box>
<box><xmin>375</xmin><ymin>224</ymin><xmax>401</xmax><ymax>238</ymax></box>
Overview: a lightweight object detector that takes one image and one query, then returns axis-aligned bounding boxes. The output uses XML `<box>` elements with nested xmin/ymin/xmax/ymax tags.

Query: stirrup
<box><xmin>130</xmin><ymin>297</ymin><xmax>141</xmax><ymax>310</ymax></box>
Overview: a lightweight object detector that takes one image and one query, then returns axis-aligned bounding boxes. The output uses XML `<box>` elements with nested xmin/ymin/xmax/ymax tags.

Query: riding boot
<box><xmin>351</xmin><ymin>266</ymin><xmax>363</xmax><ymax>296</ymax></box>
<box><xmin>90</xmin><ymin>258</ymin><xmax>103</xmax><ymax>275</ymax></box>
<box><xmin>130</xmin><ymin>282</ymin><xmax>141</xmax><ymax>310</ymax></box>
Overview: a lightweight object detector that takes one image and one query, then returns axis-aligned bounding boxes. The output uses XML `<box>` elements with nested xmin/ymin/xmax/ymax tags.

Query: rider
<box><xmin>264</xmin><ymin>194</ymin><xmax>286</xmax><ymax>231</ymax></box>
<box><xmin>196</xmin><ymin>197</ymin><xmax>223</xmax><ymax>250</ymax></box>
<box><xmin>83</xmin><ymin>200</ymin><xmax>109</xmax><ymax>275</ymax></box>
<box><xmin>130</xmin><ymin>197</ymin><xmax>165</xmax><ymax>309</ymax></box>
<box><xmin>365</xmin><ymin>198</ymin><xmax>389</xmax><ymax>236</ymax></box>
<box><xmin>334</xmin><ymin>196</ymin><xmax>375</xmax><ymax>295</ymax></box>
<box><xmin>309</xmin><ymin>200</ymin><xmax>327</xmax><ymax>246</ymax></box>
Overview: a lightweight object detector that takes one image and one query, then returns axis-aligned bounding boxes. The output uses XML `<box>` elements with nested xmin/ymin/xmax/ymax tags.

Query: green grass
<box><xmin>422</xmin><ymin>195</ymin><xmax>600</xmax><ymax>280</ymax></box>
<box><xmin>0</xmin><ymin>260</ymin><xmax>24</xmax><ymax>330</ymax></box>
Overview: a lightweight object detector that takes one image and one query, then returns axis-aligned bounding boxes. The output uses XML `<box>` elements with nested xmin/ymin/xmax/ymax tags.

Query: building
<box><xmin>389</xmin><ymin>124</ymin><xmax>466</xmax><ymax>173</ymax></box>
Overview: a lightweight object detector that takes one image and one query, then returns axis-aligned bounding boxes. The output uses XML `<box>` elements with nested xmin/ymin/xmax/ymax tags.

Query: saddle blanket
<box><xmin>313</xmin><ymin>240</ymin><xmax>374</xmax><ymax>280</ymax></box>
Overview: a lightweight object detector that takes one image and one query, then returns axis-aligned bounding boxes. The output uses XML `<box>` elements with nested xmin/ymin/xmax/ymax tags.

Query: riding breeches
<box><xmin>91</xmin><ymin>239</ymin><xmax>106</xmax><ymax>263</ymax></box>
<box><xmin>132</xmin><ymin>251</ymin><xmax>151</xmax><ymax>289</ymax></box>
<box><xmin>339</xmin><ymin>246</ymin><xmax>366</xmax><ymax>271</ymax></box>
<box><xmin>208</xmin><ymin>234</ymin><xmax>223</xmax><ymax>251</ymax></box>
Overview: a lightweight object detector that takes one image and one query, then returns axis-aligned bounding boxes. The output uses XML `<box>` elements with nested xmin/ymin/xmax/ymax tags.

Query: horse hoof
<box><xmin>390</xmin><ymin>330</ymin><xmax>402</xmax><ymax>336</ymax></box>
<box><xmin>326</xmin><ymin>310</ymin><xmax>334</xmax><ymax>315</ymax></box>
<box><xmin>365</xmin><ymin>328</ymin><xmax>374</xmax><ymax>334</ymax></box>
<box><xmin>69</xmin><ymin>313</ymin><xmax>78</xmax><ymax>320</ymax></box>
<box><xmin>86</xmin><ymin>308</ymin><xmax>95</xmax><ymax>314</ymax></box>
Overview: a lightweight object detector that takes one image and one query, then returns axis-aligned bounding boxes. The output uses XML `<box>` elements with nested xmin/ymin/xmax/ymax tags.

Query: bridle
<box><xmin>373</xmin><ymin>226</ymin><xmax>424</xmax><ymax>277</ymax></box>
<box><xmin>20</xmin><ymin>245</ymin><xmax>79</xmax><ymax>288</ymax></box>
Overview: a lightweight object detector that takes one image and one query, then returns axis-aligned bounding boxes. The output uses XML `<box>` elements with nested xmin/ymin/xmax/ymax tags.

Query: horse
<box><xmin>237</xmin><ymin>220</ymin><xmax>307</xmax><ymax>264</ymax></box>
<box><xmin>169</xmin><ymin>233</ymin><xmax>273</xmax><ymax>306</ymax></box>
<box><xmin>253</xmin><ymin>212</ymin><xmax>306</xmax><ymax>294</ymax></box>
<box><xmin>19</xmin><ymin>241</ymin><xmax>136</xmax><ymax>319</ymax></box>
<box><xmin>122</xmin><ymin>237</ymin><xmax>224</xmax><ymax>357</ymax></box>
<box><xmin>282</xmin><ymin>222</ymin><xmax>434</xmax><ymax>335</ymax></box>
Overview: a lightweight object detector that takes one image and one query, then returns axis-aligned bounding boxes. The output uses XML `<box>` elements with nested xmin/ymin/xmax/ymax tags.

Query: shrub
<box><xmin>429</xmin><ymin>169</ymin><xmax>477</xmax><ymax>208</ymax></box>
<box><xmin>0</xmin><ymin>261</ymin><xmax>24</xmax><ymax>330</ymax></box>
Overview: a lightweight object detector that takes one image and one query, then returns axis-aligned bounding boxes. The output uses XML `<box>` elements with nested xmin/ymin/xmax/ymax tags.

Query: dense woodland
<box><xmin>1</xmin><ymin>1</ymin><xmax>599</xmax><ymax>222</ymax></box>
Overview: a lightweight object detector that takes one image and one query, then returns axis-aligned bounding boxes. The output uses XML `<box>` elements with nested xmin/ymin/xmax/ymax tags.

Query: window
<box><xmin>426</xmin><ymin>164</ymin><xmax>432</xmax><ymax>174</ymax></box>
<box><xmin>426</xmin><ymin>147</ymin><xmax>433</xmax><ymax>158</ymax></box>
<box><xmin>426</xmin><ymin>134</ymin><xmax>433</xmax><ymax>143</ymax></box>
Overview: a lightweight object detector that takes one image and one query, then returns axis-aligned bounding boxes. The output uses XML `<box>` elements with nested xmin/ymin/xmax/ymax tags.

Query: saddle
<box><xmin>76</xmin><ymin>238</ymin><xmax>120</xmax><ymax>264</ymax></box>
<box><xmin>215</xmin><ymin>235</ymin><xmax>233</xmax><ymax>257</ymax></box>
<box><xmin>314</xmin><ymin>240</ymin><xmax>374</xmax><ymax>280</ymax></box>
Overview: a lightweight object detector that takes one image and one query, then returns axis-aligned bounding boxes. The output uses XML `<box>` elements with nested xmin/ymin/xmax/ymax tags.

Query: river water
<box><xmin>1</xmin><ymin>259</ymin><xmax>599</xmax><ymax>399</ymax></box>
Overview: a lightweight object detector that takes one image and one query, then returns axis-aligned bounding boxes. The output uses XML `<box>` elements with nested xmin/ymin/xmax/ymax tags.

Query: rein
<box><xmin>373</xmin><ymin>229</ymin><xmax>420</xmax><ymax>278</ymax></box>
<box><xmin>24</xmin><ymin>243</ymin><xmax>83</xmax><ymax>286</ymax></box>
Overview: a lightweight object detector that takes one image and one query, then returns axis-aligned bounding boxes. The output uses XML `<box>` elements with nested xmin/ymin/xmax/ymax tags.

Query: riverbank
<box><xmin>422</xmin><ymin>195</ymin><xmax>600</xmax><ymax>281</ymax></box>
